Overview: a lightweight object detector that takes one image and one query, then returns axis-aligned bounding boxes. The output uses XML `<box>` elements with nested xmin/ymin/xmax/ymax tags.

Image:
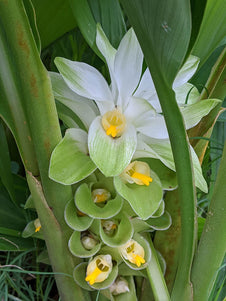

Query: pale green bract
<box><xmin>50</xmin><ymin>24</ymin><xmax>220</xmax><ymax>191</ymax></box>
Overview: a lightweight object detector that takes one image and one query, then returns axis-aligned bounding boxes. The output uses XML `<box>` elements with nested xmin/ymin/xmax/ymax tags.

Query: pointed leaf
<box><xmin>49</xmin><ymin>129</ymin><xmax>96</xmax><ymax>185</ymax></box>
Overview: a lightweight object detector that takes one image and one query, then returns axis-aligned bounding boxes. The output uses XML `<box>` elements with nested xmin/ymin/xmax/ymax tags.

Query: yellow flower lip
<box><xmin>85</xmin><ymin>255</ymin><xmax>112</xmax><ymax>285</ymax></box>
<box><xmin>120</xmin><ymin>239</ymin><xmax>145</xmax><ymax>267</ymax></box>
<box><xmin>102</xmin><ymin>109</ymin><xmax>126</xmax><ymax>138</ymax></box>
<box><xmin>121</xmin><ymin>161</ymin><xmax>153</xmax><ymax>186</ymax></box>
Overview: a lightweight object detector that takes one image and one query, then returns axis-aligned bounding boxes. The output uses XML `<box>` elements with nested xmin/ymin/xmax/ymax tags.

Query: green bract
<box><xmin>99</xmin><ymin>212</ymin><xmax>133</xmax><ymax>247</ymax></box>
<box><xmin>65</xmin><ymin>199</ymin><xmax>93</xmax><ymax>231</ymax></box>
<box><xmin>75</xmin><ymin>183</ymin><xmax>123</xmax><ymax>219</ymax></box>
<box><xmin>49</xmin><ymin>129</ymin><xmax>96</xmax><ymax>185</ymax></box>
<box><xmin>114</xmin><ymin>168</ymin><xmax>163</xmax><ymax>220</ymax></box>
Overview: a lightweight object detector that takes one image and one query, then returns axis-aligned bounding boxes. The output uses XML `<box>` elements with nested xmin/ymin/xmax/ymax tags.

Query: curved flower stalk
<box><xmin>49</xmin><ymin>25</ymin><xmax>220</xmax><ymax>192</ymax></box>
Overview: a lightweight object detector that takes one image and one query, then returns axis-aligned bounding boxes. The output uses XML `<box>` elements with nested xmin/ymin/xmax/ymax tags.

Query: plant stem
<box><xmin>146</xmin><ymin>237</ymin><xmax>170</xmax><ymax>301</ymax></box>
<box><xmin>191</xmin><ymin>141</ymin><xmax>226</xmax><ymax>301</ymax></box>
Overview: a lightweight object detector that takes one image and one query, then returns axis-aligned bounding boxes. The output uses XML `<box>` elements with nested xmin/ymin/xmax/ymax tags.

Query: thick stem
<box><xmin>146</xmin><ymin>237</ymin><xmax>171</xmax><ymax>301</ymax></box>
<box><xmin>191</xmin><ymin>141</ymin><xmax>226</xmax><ymax>300</ymax></box>
<box><xmin>27</xmin><ymin>173</ymin><xmax>89</xmax><ymax>301</ymax></box>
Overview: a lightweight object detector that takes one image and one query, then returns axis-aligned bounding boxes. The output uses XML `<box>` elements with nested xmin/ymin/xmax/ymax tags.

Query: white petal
<box><xmin>174</xmin><ymin>83</ymin><xmax>200</xmax><ymax>105</ymax></box>
<box><xmin>96</xmin><ymin>24</ymin><xmax>118</xmax><ymax>102</ymax></box>
<box><xmin>137</xmin><ymin>114</ymin><xmax>169</xmax><ymax>139</ymax></box>
<box><xmin>173</xmin><ymin>55</ymin><xmax>199</xmax><ymax>89</ymax></box>
<box><xmin>134</xmin><ymin>134</ymin><xmax>175</xmax><ymax>170</ymax></box>
<box><xmin>54</xmin><ymin>57</ymin><xmax>114</xmax><ymax>114</ymax></box>
<box><xmin>50</xmin><ymin>72</ymin><xmax>98</xmax><ymax>129</ymax></box>
<box><xmin>134</xmin><ymin>68</ymin><xmax>156</xmax><ymax>99</ymax></box>
<box><xmin>114</xmin><ymin>28</ymin><xmax>143</xmax><ymax>109</ymax></box>
<box><xmin>124</xmin><ymin>97</ymin><xmax>156</xmax><ymax>130</ymax></box>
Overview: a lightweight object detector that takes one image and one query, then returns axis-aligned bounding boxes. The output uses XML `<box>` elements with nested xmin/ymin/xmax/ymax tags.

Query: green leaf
<box><xmin>121</xmin><ymin>0</ymin><xmax>191</xmax><ymax>86</ymax></box>
<box><xmin>88</xmin><ymin>0</ymin><xmax>126</xmax><ymax>48</ymax></box>
<box><xmin>31</xmin><ymin>0</ymin><xmax>77</xmax><ymax>49</ymax></box>
<box><xmin>0</xmin><ymin>121</ymin><xmax>15</xmax><ymax>201</ymax></box>
<box><xmin>69</xmin><ymin>230</ymin><xmax>101</xmax><ymax>258</ymax></box>
<box><xmin>23</xmin><ymin>0</ymin><xmax>41</xmax><ymax>52</ymax></box>
<box><xmin>114</xmin><ymin>170</ymin><xmax>163</xmax><ymax>220</ymax></box>
<box><xmin>49</xmin><ymin>128</ymin><xmax>96</xmax><ymax>185</ymax></box>
<box><xmin>73</xmin><ymin>261</ymin><xmax>118</xmax><ymax>290</ymax></box>
<box><xmin>65</xmin><ymin>199</ymin><xmax>93</xmax><ymax>231</ymax></box>
<box><xmin>75</xmin><ymin>183</ymin><xmax>123</xmax><ymax>219</ymax></box>
<box><xmin>99</xmin><ymin>212</ymin><xmax>133</xmax><ymax>247</ymax></box>
<box><xmin>0</xmin><ymin>235</ymin><xmax>34</xmax><ymax>251</ymax></box>
<box><xmin>192</xmin><ymin>0</ymin><xmax>226</xmax><ymax>67</ymax></box>
<box><xmin>89</xmin><ymin>118</ymin><xmax>137</xmax><ymax>177</ymax></box>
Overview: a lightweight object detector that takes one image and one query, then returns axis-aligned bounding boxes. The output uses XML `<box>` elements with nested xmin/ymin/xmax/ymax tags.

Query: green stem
<box><xmin>146</xmin><ymin>238</ymin><xmax>170</xmax><ymax>301</ymax></box>
<box><xmin>191</xmin><ymin>141</ymin><xmax>226</xmax><ymax>301</ymax></box>
<box><xmin>27</xmin><ymin>172</ymin><xmax>89</xmax><ymax>301</ymax></box>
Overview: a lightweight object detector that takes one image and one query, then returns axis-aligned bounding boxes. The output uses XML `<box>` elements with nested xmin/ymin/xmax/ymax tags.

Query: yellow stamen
<box><xmin>102</xmin><ymin>109</ymin><xmax>126</xmax><ymax>138</ymax></box>
<box><xmin>92</xmin><ymin>189</ymin><xmax>111</xmax><ymax>203</ymax></box>
<box><xmin>85</xmin><ymin>266</ymin><xmax>102</xmax><ymax>285</ymax></box>
<box><xmin>106</xmin><ymin>125</ymin><xmax>117</xmax><ymax>138</ymax></box>
<box><xmin>95</xmin><ymin>194</ymin><xmax>108</xmax><ymax>203</ymax></box>
<box><xmin>35</xmin><ymin>226</ymin><xmax>41</xmax><ymax>233</ymax></box>
<box><xmin>131</xmin><ymin>172</ymin><xmax>153</xmax><ymax>186</ymax></box>
<box><xmin>132</xmin><ymin>254</ymin><xmax>145</xmax><ymax>267</ymax></box>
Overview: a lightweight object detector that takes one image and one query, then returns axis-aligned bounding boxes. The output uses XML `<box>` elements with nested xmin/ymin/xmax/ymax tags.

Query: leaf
<box><xmin>0</xmin><ymin>121</ymin><xmax>15</xmax><ymax>201</ymax></box>
<box><xmin>0</xmin><ymin>235</ymin><xmax>34</xmax><ymax>251</ymax></box>
<box><xmin>114</xmin><ymin>170</ymin><xmax>163</xmax><ymax>220</ymax></box>
<box><xmin>49</xmin><ymin>128</ymin><xmax>97</xmax><ymax>185</ymax></box>
<box><xmin>192</xmin><ymin>0</ymin><xmax>226</xmax><ymax>67</ymax></box>
<box><xmin>121</xmin><ymin>0</ymin><xmax>191</xmax><ymax>86</ymax></box>
<box><xmin>31</xmin><ymin>0</ymin><xmax>77</xmax><ymax>49</ymax></box>
<box><xmin>87</xmin><ymin>0</ymin><xmax>126</xmax><ymax>48</ymax></box>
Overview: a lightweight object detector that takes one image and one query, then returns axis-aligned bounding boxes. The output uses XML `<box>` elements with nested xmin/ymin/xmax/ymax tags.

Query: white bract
<box><xmin>51</xmin><ymin>25</ymin><xmax>220</xmax><ymax>190</ymax></box>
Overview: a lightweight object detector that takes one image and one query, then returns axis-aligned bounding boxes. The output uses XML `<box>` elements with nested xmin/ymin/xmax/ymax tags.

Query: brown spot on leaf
<box><xmin>17</xmin><ymin>23</ymin><xmax>30</xmax><ymax>58</ymax></box>
<box><xmin>30</xmin><ymin>74</ymin><xmax>38</xmax><ymax>97</ymax></box>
